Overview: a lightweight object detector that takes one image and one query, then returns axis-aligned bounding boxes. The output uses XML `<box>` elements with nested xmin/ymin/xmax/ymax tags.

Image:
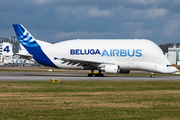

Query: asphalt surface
<box><xmin>0</xmin><ymin>68</ymin><xmax>180</xmax><ymax>81</ymax></box>
<box><xmin>1</xmin><ymin>76</ymin><xmax>180</xmax><ymax>81</ymax></box>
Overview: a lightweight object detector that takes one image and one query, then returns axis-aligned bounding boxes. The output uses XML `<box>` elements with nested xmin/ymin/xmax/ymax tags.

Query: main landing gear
<box><xmin>88</xmin><ymin>70</ymin><xmax>104</xmax><ymax>77</ymax></box>
<box><xmin>150</xmin><ymin>72</ymin><xmax>154</xmax><ymax>78</ymax></box>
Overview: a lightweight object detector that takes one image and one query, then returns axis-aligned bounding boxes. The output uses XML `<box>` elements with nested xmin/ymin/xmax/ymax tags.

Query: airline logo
<box><xmin>13</xmin><ymin>24</ymin><xmax>39</xmax><ymax>48</ymax></box>
<box><xmin>70</xmin><ymin>49</ymin><xmax>142</xmax><ymax>57</ymax></box>
<box><xmin>70</xmin><ymin>49</ymin><xmax>101</xmax><ymax>55</ymax></box>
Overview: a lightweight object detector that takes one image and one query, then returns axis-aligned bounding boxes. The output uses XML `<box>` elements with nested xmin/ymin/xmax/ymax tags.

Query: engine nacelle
<box><xmin>101</xmin><ymin>65</ymin><xmax>120</xmax><ymax>74</ymax></box>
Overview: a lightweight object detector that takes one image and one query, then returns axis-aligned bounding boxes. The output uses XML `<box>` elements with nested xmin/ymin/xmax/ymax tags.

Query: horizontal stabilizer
<box><xmin>14</xmin><ymin>53</ymin><xmax>36</xmax><ymax>62</ymax></box>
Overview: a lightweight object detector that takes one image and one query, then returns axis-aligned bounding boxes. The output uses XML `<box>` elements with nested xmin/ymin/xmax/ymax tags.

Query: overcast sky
<box><xmin>0</xmin><ymin>0</ymin><xmax>180</xmax><ymax>45</ymax></box>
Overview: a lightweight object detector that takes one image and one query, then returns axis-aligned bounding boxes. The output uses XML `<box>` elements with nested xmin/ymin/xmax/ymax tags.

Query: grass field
<box><xmin>0</xmin><ymin>81</ymin><xmax>180</xmax><ymax>120</ymax></box>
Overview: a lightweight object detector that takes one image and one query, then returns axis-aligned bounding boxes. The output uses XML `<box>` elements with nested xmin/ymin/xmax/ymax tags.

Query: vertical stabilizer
<box><xmin>13</xmin><ymin>24</ymin><xmax>40</xmax><ymax>55</ymax></box>
<box><xmin>13</xmin><ymin>24</ymin><xmax>57</xmax><ymax>68</ymax></box>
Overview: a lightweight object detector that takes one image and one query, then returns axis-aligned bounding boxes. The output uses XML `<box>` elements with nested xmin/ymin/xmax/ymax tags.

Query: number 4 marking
<box><xmin>3</xmin><ymin>46</ymin><xmax>10</xmax><ymax>53</ymax></box>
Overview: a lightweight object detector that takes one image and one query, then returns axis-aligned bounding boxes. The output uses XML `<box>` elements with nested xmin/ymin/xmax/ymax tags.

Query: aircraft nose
<box><xmin>174</xmin><ymin>67</ymin><xmax>179</xmax><ymax>72</ymax></box>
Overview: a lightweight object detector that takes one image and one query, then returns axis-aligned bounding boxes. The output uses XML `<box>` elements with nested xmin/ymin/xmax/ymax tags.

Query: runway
<box><xmin>0</xmin><ymin>76</ymin><xmax>180</xmax><ymax>81</ymax></box>
<box><xmin>0</xmin><ymin>69</ymin><xmax>180</xmax><ymax>81</ymax></box>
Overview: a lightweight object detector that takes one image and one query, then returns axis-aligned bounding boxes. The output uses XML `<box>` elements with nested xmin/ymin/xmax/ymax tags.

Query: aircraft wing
<box><xmin>54</xmin><ymin>57</ymin><xmax>113</xmax><ymax>66</ymax></box>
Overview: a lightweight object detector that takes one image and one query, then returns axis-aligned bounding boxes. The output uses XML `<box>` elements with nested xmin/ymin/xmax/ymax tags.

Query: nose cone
<box><xmin>173</xmin><ymin>67</ymin><xmax>179</xmax><ymax>72</ymax></box>
<box><xmin>158</xmin><ymin>65</ymin><xmax>179</xmax><ymax>74</ymax></box>
<box><xmin>164</xmin><ymin>67</ymin><xmax>179</xmax><ymax>74</ymax></box>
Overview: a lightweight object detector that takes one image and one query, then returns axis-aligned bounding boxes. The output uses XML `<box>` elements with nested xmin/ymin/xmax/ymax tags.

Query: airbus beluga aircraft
<box><xmin>13</xmin><ymin>24</ymin><xmax>178</xmax><ymax>78</ymax></box>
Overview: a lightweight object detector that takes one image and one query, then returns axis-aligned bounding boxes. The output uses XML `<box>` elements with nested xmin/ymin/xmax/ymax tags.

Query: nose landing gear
<box><xmin>150</xmin><ymin>72</ymin><xmax>154</xmax><ymax>78</ymax></box>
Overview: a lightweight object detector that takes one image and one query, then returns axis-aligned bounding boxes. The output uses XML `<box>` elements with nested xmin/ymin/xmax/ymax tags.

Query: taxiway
<box><xmin>0</xmin><ymin>68</ymin><xmax>180</xmax><ymax>81</ymax></box>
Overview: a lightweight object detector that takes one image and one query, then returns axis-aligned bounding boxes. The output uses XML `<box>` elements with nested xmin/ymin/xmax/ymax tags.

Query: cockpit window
<box><xmin>167</xmin><ymin>65</ymin><xmax>173</xmax><ymax>67</ymax></box>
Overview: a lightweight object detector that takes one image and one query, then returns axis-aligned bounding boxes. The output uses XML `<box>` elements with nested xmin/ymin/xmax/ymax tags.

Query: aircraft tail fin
<box><xmin>12</xmin><ymin>24</ymin><xmax>57</xmax><ymax>68</ymax></box>
<box><xmin>13</xmin><ymin>24</ymin><xmax>40</xmax><ymax>55</ymax></box>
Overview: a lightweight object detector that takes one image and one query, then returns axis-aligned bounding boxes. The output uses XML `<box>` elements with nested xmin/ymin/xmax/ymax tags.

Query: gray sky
<box><xmin>0</xmin><ymin>0</ymin><xmax>180</xmax><ymax>44</ymax></box>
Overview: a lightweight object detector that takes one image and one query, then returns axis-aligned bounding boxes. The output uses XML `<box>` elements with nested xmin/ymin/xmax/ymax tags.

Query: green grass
<box><xmin>0</xmin><ymin>81</ymin><xmax>180</xmax><ymax>119</ymax></box>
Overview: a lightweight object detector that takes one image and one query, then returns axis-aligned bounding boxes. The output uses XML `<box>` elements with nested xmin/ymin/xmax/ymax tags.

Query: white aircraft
<box><xmin>13</xmin><ymin>24</ymin><xmax>178</xmax><ymax>77</ymax></box>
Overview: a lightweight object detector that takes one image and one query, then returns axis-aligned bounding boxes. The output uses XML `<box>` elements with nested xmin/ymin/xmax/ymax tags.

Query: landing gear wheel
<box><xmin>150</xmin><ymin>74</ymin><xmax>154</xmax><ymax>78</ymax></box>
<box><xmin>95</xmin><ymin>74</ymin><xmax>100</xmax><ymax>77</ymax></box>
<box><xmin>99</xmin><ymin>73</ymin><xmax>104</xmax><ymax>77</ymax></box>
<box><xmin>94</xmin><ymin>73</ymin><xmax>104</xmax><ymax>77</ymax></box>
<box><xmin>88</xmin><ymin>73</ymin><xmax>94</xmax><ymax>77</ymax></box>
<box><xmin>88</xmin><ymin>70</ymin><xmax>95</xmax><ymax>77</ymax></box>
<box><xmin>87</xmin><ymin>71</ymin><xmax>104</xmax><ymax>77</ymax></box>
<box><xmin>150</xmin><ymin>72</ymin><xmax>155</xmax><ymax>78</ymax></box>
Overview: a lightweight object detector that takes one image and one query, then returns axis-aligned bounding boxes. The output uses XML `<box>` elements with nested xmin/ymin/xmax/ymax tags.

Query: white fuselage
<box><xmin>39</xmin><ymin>39</ymin><xmax>177</xmax><ymax>73</ymax></box>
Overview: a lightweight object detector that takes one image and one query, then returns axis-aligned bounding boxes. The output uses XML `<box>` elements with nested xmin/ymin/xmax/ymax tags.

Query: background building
<box><xmin>167</xmin><ymin>45</ymin><xmax>180</xmax><ymax>68</ymax></box>
<box><xmin>0</xmin><ymin>37</ymin><xmax>37</xmax><ymax>66</ymax></box>
<box><xmin>0</xmin><ymin>37</ymin><xmax>19</xmax><ymax>54</ymax></box>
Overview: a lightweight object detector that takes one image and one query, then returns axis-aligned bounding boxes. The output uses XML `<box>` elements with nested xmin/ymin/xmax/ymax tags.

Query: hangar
<box><xmin>0</xmin><ymin>37</ymin><xmax>37</xmax><ymax>66</ymax></box>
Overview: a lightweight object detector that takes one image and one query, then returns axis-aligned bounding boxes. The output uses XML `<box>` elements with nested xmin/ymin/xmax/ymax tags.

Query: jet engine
<box><xmin>101</xmin><ymin>65</ymin><xmax>120</xmax><ymax>74</ymax></box>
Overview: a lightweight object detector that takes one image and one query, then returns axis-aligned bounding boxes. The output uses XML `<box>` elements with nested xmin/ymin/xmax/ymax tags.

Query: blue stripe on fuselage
<box><xmin>32</xmin><ymin>48</ymin><xmax>58</xmax><ymax>68</ymax></box>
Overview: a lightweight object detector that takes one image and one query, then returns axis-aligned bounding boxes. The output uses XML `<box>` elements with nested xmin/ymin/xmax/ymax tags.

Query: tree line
<box><xmin>159</xmin><ymin>43</ymin><xmax>180</xmax><ymax>53</ymax></box>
